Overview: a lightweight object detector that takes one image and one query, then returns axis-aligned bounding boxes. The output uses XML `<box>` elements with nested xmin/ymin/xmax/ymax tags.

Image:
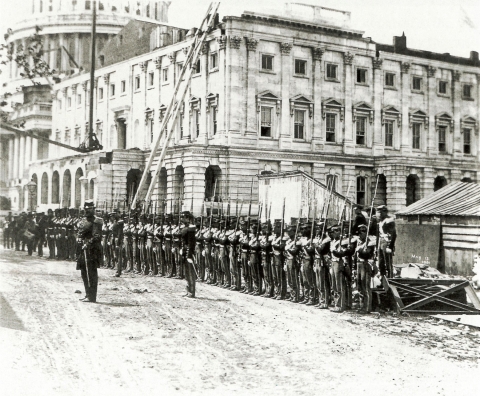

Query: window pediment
<box><xmin>256</xmin><ymin>91</ymin><xmax>281</xmax><ymax>114</ymax></box>
<box><xmin>382</xmin><ymin>105</ymin><xmax>401</xmax><ymax>127</ymax></box>
<box><xmin>290</xmin><ymin>94</ymin><xmax>313</xmax><ymax>117</ymax></box>
<box><xmin>206</xmin><ymin>93</ymin><xmax>219</xmax><ymax>113</ymax></box>
<box><xmin>159</xmin><ymin>104</ymin><xmax>167</xmax><ymax>122</ymax></box>
<box><xmin>435</xmin><ymin>112</ymin><xmax>453</xmax><ymax>132</ymax></box>
<box><xmin>409</xmin><ymin>109</ymin><xmax>428</xmax><ymax>129</ymax></box>
<box><xmin>145</xmin><ymin>107</ymin><xmax>154</xmax><ymax>124</ymax></box>
<box><xmin>461</xmin><ymin>115</ymin><xmax>478</xmax><ymax>134</ymax></box>
<box><xmin>353</xmin><ymin>102</ymin><xmax>374</xmax><ymax>124</ymax></box>
<box><xmin>322</xmin><ymin>98</ymin><xmax>344</xmax><ymax>121</ymax></box>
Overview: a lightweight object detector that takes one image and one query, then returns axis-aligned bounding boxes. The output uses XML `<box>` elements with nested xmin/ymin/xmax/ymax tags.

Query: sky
<box><xmin>0</xmin><ymin>0</ymin><xmax>479</xmax><ymax>58</ymax></box>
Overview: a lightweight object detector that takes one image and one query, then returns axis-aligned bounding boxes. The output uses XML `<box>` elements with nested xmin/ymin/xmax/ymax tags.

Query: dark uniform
<box><xmin>76</xmin><ymin>201</ymin><xmax>102</xmax><ymax>303</ymax></box>
<box><xmin>181</xmin><ymin>212</ymin><xmax>197</xmax><ymax>298</ymax></box>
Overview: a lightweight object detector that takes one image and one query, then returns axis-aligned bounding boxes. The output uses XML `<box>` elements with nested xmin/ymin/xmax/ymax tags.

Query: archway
<box><xmin>158</xmin><ymin>167</ymin><xmax>168</xmax><ymax>207</ymax></box>
<box><xmin>434</xmin><ymin>176</ymin><xmax>447</xmax><ymax>192</ymax></box>
<box><xmin>406</xmin><ymin>175</ymin><xmax>421</xmax><ymax>206</ymax></box>
<box><xmin>74</xmin><ymin>168</ymin><xmax>83</xmax><ymax>208</ymax></box>
<box><xmin>63</xmin><ymin>169</ymin><xmax>72</xmax><ymax>208</ymax></box>
<box><xmin>205</xmin><ymin>165</ymin><xmax>221</xmax><ymax>201</ymax></box>
<box><xmin>174</xmin><ymin>166</ymin><xmax>185</xmax><ymax>212</ymax></box>
<box><xmin>461</xmin><ymin>177</ymin><xmax>472</xmax><ymax>183</ymax></box>
<box><xmin>374</xmin><ymin>174</ymin><xmax>387</xmax><ymax>206</ymax></box>
<box><xmin>41</xmin><ymin>172</ymin><xmax>48</xmax><ymax>204</ymax></box>
<box><xmin>89</xmin><ymin>179</ymin><xmax>95</xmax><ymax>200</ymax></box>
<box><xmin>126</xmin><ymin>169</ymin><xmax>143</xmax><ymax>206</ymax></box>
<box><xmin>52</xmin><ymin>171</ymin><xmax>60</xmax><ymax>204</ymax></box>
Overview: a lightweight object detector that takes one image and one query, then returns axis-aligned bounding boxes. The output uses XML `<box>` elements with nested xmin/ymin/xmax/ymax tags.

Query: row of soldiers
<box><xmin>98</xmin><ymin>202</ymin><xmax>396</xmax><ymax>312</ymax></box>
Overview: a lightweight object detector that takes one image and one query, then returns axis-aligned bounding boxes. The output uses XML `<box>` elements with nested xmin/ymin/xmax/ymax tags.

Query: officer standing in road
<box><xmin>76</xmin><ymin>200</ymin><xmax>102</xmax><ymax>303</ymax></box>
<box><xmin>181</xmin><ymin>211</ymin><xmax>197</xmax><ymax>298</ymax></box>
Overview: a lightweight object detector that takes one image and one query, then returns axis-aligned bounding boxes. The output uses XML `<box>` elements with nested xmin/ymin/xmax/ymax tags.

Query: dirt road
<box><xmin>0</xmin><ymin>248</ymin><xmax>479</xmax><ymax>396</ymax></box>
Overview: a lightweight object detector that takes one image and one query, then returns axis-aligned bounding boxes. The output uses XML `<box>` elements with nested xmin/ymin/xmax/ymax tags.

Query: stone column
<box><xmin>13</xmin><ymin>137</ymin><xmax>20</xmax><ymax>180</ymax></box>
<box><xmin>279</xmin><ymin>42</ymin><xmax>293</xmax><ymax>149</ymax></box>
<box><xmin>312</xmin><ymin>162</ymin><xmax>325</xmax><ymax>183</ymax></box>
<box><xmin>58</xmin><ymin>33</ymin><xmax>66</xmax><ymax>72</ymax></box>
<box><xmin>372</xmin><ymin>58</ymin><xmax>384</xmax><ymax>155</ymax></box>
<box><xmin>226</xmin><ymin>35</ymin><xmax>243</xmax><ymax>137</ymax></box>
<box><xmin>385</xmin><ymin>164</ymin><xmax>407</xmax><ymax>213</ymax></box>
<box><xmin>426</xmin><ymin>66</ymin><xmax>436</xmax><ymax>155</ymax></box>
<box><xmin>420</xmin><ymin>167</ymin><xmax>435</xmax><ymax>199</ymax></box>
<box><xmin>19</xmin><ymin>136</ymin><xmax>26</xmax><ymax>179</ymax></box>
<box><xmin>311</xmin><ymin>47</ymin><xmax>324</xmax><ymax>151</ymax></box>
<box><xmin>8</xmin><ymin>138</ymin><xmax>14</xmax><ymax>180</ymax></box>
<box><xmin>400</xmin><ymin>62</ymin><xmax>411</xmax><ymax>154</ymax></box>
<box><xmin>25</xmin><ymin>136</ymin><xmax>32</xmax><ymax>163</ymax></box>
<box><xmin>343</xmin><ymin>52</ymin><xmax>355</xmax><ymax>154</ymax></box>
<box><xmin>280</xmin><ymin>161</ymin><xmax>293</xmax><ymax>173</ymax></box>
<box><xmin>183</xmin><ymin>160</ymin><xmax>206</xmax><ymax>216</ymax></box>
<box><xmin>452</xmin><ymin>70</ymin><xmax>462</xmax><ymax>157</ymax></box>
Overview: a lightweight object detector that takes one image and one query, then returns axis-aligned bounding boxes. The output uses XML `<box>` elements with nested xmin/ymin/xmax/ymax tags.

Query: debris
<box><xmin>132</xmin><ymin>289</ymin><xmax>149</xmax><ymax>293</ymax></box>
<box><xmin>74</xmin><ymin>290</ymin><xmax>81</xmax><ymax>294</ymax></box>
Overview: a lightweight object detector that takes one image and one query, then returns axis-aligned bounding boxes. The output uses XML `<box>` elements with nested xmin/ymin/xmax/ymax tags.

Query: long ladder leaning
<box><xmin>131</xmin><ymin>2</ymin><xmax>220</xmax><ymax>210</ymax></box>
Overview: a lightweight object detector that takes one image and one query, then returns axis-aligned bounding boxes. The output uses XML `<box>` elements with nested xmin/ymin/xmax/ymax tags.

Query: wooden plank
<box><xmin>465</xmin><ymin>284</ymin><xmax>480</xmax><ymax>310</ymax></box>
<box><xmin>443</xmin><ymin>240</ymin><xmax>479</xmax><ymax>249</ymax></box>
<box><xmin>443</xmin><ymin>227</ymin><xmax>480</xmax><ymax>236</ymax></box>
<box><xmin>406</xmin><ymin>310</ymin><xmax>480</xmax><ymax>315</ymax></box>
<box><xmin>392</xmin><ymin>281</ymin><xmax>477</xmax><ymax>312</ymax></box>
<box><xmin>388</xmin><ymin>278</ymin><xmax>467</xmax><ymax>285</ymax></box>
<box><xmin>443</xmin><ymin>234</ymin><xmax>480</xmax><ymax>243</ymax></box>
<box><xmin>389</xmin><ymin>284</ymin><xmax>405</xmax><ymax>311</ymax></box>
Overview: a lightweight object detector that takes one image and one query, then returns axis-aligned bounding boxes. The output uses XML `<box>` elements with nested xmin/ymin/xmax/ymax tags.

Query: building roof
<box><xmin>397</xmin><ymin>182</ymin><xmax>480</xmax><ymax>217</ymax></box>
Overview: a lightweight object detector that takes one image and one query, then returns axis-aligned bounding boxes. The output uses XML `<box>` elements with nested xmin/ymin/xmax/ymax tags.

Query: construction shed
<box><xmin>257</xmin><ymin>171</ymin><xmax>353</xmax><ymax>223</ymax></box>
<box><xmin>395</xmin><ymin>182</ymin><xmax>480</xmax><ymax>277</ymax></box>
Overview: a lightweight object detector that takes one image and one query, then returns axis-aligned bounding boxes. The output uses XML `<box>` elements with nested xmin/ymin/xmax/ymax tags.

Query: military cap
<box><xmin>358</xmin><ymin>224</ymin><xmax>368</xmax><ymax>232</ymax></box>
<box><xmin>286</xmin><ymin>225</ymin><xmax>296</xmax><ymax>233</ymax></box>
<box><xmin>327</xmin><ymin>225</ymin><xmax>340</xmax><ymax>232</ymax></box>
<box><xmin>377</xmin><ymin>205</ymin><xmax>388</xmax><ymax>212</ymax></box>
<box><xmin>37</xmin><ymin>212</ymin><xmax>45</xmax><ymax>216</ymax></box>
<box><xmin>290</xmin><ymin>217</ymin><xmax>299</xmax><ymax>226</ymax></box>
<box><xmin>273</xmin><ymin>219</ymin><xmax>282</xmax><ymax>225</ymax></box>
<box><xmin>47</xmin><ymin>208</ymin><xmax>53</xmax><ymax>213</ymax></box>
<box><xmin>84</xmin><ymin>200</ymin><xmax>95</xmax><ymax>209</ymax></box>
<box><xmin>54</xmin><ymin>208</ymin><xmax>61</xmax><ymax>214</ymax></box>
<box><xmin>229</xmin><ymin>216</ymin><xmax>238</xmax><ymax>224</ymax></box>
<box><xmin>353</xmin><ymin>204</ymin><xmax>364</xmax><ymax>210</ymax></box>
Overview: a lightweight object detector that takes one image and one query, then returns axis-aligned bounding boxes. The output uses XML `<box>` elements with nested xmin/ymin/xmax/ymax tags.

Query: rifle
<box><xmin>365</xmin><ymin>174</ymin><xmax>380</xmax><ymax>251</ymax></box>
<box><xmin>256</xmin><ymin>203</ymin><xmax>263</xmax><ymax>240</ymax></box>
<box><xmin>309</xmin><ymin>200</ymin><xmax>316</xmax><ymax>246</ymax></box>
<box><xmin>280</xmin><ymin>197</ymin><xmax>286</xmax><ymax>237</ymax></box>
<box><xmin>318</xmin><ymin>177</ymin><xmax>334</xmax><ymax>245</ymax></box>
<box><xmin>348</xmin><ymin>201</ymin><xmax>353</xmax><ymax>245</ymax></box>
<box><xmin>209</xmin><ymin>179</ymin><xmax>217</xmax><ymax>230</ymax></box>
<box><xmin>235</xmin><ymin>201</ymin><xmax>244</xmax><ymax>232</ymax></box>
<box><xmin>246</xmin><ymin>179</ymin><xmax>253</xmax><ymax>242</ymax></box>
<box><xmin>199</xmin><ymin>201</ymin><xmax>204</xmax><ymax>231</ymax></box>
<box><xmin>337</xmin><ymin>179</ymin><xmax>352</xmax><ymax>226</ymax></box>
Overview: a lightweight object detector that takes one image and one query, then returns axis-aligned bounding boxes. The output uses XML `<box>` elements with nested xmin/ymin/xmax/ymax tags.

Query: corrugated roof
<box><xmin>397</xmin><ymin>182</ymin><xmax>480</xmax><ymax>217</ymax></box>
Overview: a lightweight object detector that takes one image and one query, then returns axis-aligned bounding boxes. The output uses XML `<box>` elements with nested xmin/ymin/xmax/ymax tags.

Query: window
<box><xmin>148</xmin><ymin>119</ymin><xmax>154</xmax><ymax>142</ymax></box>
<box><xmin>162</xmin><ymin>68</ymin><xmax>168</xmax><ymax>82</ymax></box>
<box><xmin>85</xmin><ymin>0</ymin><xmax>91</xmax><ymax>10</ymax></box>
<box><xmin>212</xmin><ymin>110</ymin><xmax>217</xmax><ymax>135</ymax></box>
<box><xmin>439</xmin><ymin>81</ymin><xmax>448</xmax><ymax>94</ymax></box>
<box><xmin>385</xmin><ymin>73</ymin><xmax>395</xmax><ymax>87</ymax></box>
<box><xmin>177</xmin><ymin>62</ymin><xmax>184</xmax><ymax>78</ymax></box>
<box><xmin>99</xmin><ymin>87</ymin><xmax>104</xmax><ymax>100</ymax></box>
<box><xmin>65</xmin><ymin>128</ymin><xmax>71</xmax><ymax>143</ymax></box>
<box><xmin>261</xmin><ymin>54</ymin><xmax>274</xmax><ymax>71</ymax></box>
<box><xmin>210</xmin><ymin>53</ymin><xmax>218</xmax><ymax>69</ymax></box>
<box><xmin>178</xmin><ymin>114</ymin><xmax>184</xmax><ymax>138</ymax></box>
<box><xmin>412</xmin><ymin>77</ymin><xmax>422</xmax><ymax>91</ymax></box>
<box><xmin>135</xmin><ymin>76</ymin><xmax>140</xmax><ymax>90</ymax></box>
<box><xmin>294</xmin><ymin>110</ymin><xmax>305</xmax><ymax>139</ymax></box>
<box><xmin>385</xmin><ymin>121</ymin><xmax>394</xmax><ymax>147</ymax></box>
<box><xmin>356</xmin><ymin>176</ymin><xmax>366</xmax><ymax>206</ymax></box>
<box><xmin>194</xmin><ymin>59</ymin><xmax>201</xmax><ymax>74</ymax></box>
<box><xmin>195</xmin><ymin>110</ymin><xmax>200</xmax><ymax>137</ymax></box>
<box><xmin>99</xmin><ymin>1</ymin><xmax>104</xmax><ymax>10</ymax></box>
<box><xmin>356</xmin><ymin>68</ymin><xmax>367</xmax><ymax>84</ymax></box>
<box><xmin>412</xmin><ymin>123</ymin><xmax>421</xmax><ymax>149</ymax></box>
<box><xmin>326</xmin><ymin>174</ymin><xmax>337</xmax><ymax>192</ymax></box>
<box><xmin>463</xmin><ymin>84</ymin><xmax>472</xmax><ymax>99</ymax></box>
<box><xmin>260</xmin><ymin>106</ymin><xmax>272</xmax><ymax>137</ymax></box>
<box><xmin>77</xmin><ymin>94</ymin><xmax>81</xmax><ymax>104</ymax></box>
<box><xmin>110</xmin><ymin>84</ymin><xmax>115</xmax><ymax>97</ymax></box>
<box><xmin>67</xmin><ymin>97</ymin><xmax>72</xmax><ymax>108</ymax></box>
<box><xmin>55</xmin><ymin>130</ymin><xmax>61</xmax><ymax>141</ymax></box>
<box><xmin>326</xmin><ymin>63</ymin><xmax>338</xmax><ymax>80</ymax></box>
<box><xmin>148</xmin><ymin>72</ymin><xmax>154</xmax><ymax>86</ymax></box>
<box><xmin>463</xmin><ymin>129</ymin><xmax>471</xmax><ymax>154</ymax></box>
<box><xmin>438</xmin><ymin>126</ymin><xmax>447</xmax><ymax>152</ymax></box>
<box><xmin>326</xmin><ymin>114</ymin><xmax>336</xmax><ymax>142</ymax></box>
<box><xmin>356</xmin><ymin>117</ymin><xmax>366</xmax><ymax>145</ymax></box>
<box><xmin>294</xmin><ymin>59</ymin><xmax>307</xmax><ymax>75</ymax></box>
<box><xmin>121</xmin><ymin>80</ymin><xmax>126</xmax><ymax>93</ymax></box>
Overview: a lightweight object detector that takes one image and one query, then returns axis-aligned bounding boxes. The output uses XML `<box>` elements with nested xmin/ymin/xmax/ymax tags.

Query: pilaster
<box><xmin>8</xmin><ymin>138</ymin><xmax>14</xmax><ymax>180</ymax></box>
<box><xmin>342</xmin><ymin>165</ymin><xmax>356</xmax><ymax>203</ymax></box>
<box><xmin>452</xmin><ymin>70</ymin><xmax>462</xmax><ymax>157</ymax></box>
<box><xmin>372</xmin><ymin>58</ymin><xmax>384</xmax><ymax>155</ymax></box>
<box><xmin>343</xmin><ymin>52</ymin><xmax>355</xmax><ymax>154</ymax></box>
<box><xmin>385</xmin><ymin>164</ymin><xmax>407</xmax><ymax>213</ymax></box>
<box><xmin>311</xmin><ymin>48</ymin><xmax>324</xmax><ymax>151</ymax></box>
<box><xmin>400</xmin><ymin>62</ymin><xmax>411</xmax><ymax>153</ymax></box>
<box><xmin>426</xmin><ymin>66</ymin><xmax>436</xmax><ymax>155</ymax></box>
<box><xmin>245</xmin><ymin>37</ymin><xmax>258</xmax><ymax>136</ymax></box>
<box><xmin>279</xmin><ymin>42</ymin><xmax>293</xmax><ymax>149</ymax></box>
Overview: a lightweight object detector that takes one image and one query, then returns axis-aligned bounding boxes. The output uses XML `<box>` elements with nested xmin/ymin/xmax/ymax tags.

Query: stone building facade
<box><xmin>8</xmin><ymin>4</ymin><xmax>480</xmax><ymax>214</ymax></box>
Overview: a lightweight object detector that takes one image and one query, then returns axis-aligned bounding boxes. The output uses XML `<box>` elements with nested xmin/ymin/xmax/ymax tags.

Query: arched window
<box><xmin>434</xmin><ymin>176</ymin><xmax>447</xmax><ymax>192</ymax></box>
<box><xmin>375</xmin><ymin>174</ymin><xmax>387</xmax><ymax>207</ymax></box>
<box><xmin>41</xmin><ymin>173</ymin><xmax>48</xmax><ymax>204</ymax></box>
<box><xmin>174</xmin><ymin>166</ymin><xmax>185</xmax><ymax>211</ymax></box>
<box><xmin>52</xmin><ymin>171</ymin><xmax>60</xmax><ymax>204</ymax></box>
<box><xmin>406</xmin><ymin>175</ymin><xmax>421</xmax><ymax>206</ymax></box>
<box><xmin>74</xmin><ymin>168</ymin><xmax>83</xmax><ymax>208</ymax></box>
<box><xmin>205</xmin><ymin>165</ymin><xmax>221</xmax><ymax>201</ymax></box>
<box><xmin>356</xmin><ymin>176</ymin><xmax>366</xmax><ymax>206</ymax></box>
<box><xmin>158</xmin><ymin>167</ymin><xmax>168</xmax><ymax>206</ymax></box>
<box><xmin>126</xmin><ymin>169</ymin><xmax>143</xmax><ymax>205</ymax></box>
<box><xmin>63</xmin><ymin>169</ymin><xmax>72</xmax><ymax>208</ymax></box>
<box><xmin>461</xmin><ymin>177</ymin><xmax>472</xmax><ymax>183</ymax></box>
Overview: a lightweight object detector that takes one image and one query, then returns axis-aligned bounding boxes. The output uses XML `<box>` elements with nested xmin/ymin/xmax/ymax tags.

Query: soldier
<box><xmin>238</xmin><ymin>220</ymin><xmax>251</xmax><ymax>293</ymax></box>
<box><xmin>76</xmin><ymin>200</ymin><xmax>102</xmax><ymax>303</ymax></box>
<box><xmin>210</xmin><ymin>218</ymin><xmax>220</xmax><ymax>285</ymax></box>
<box><xmin>46</xmin><ymin>209</ymin><xmax>56</xmax><ymax>259</ymax></box>
<box><xmin>153</xmin><ymin>213</ymin><xmax>164</xmax><ymax>276</ymax></box>
<box><xmin>23</xmin><ymin>213</ymin><xmax>37</xmax><ymax>256</ymax></box>
<box><xmin>217</xmin><ymin>219</ymin><xmax>229</xmax><ymax>288</ymax></box>
<box><xmin>194</xmin><ymin>217</ymin><xmax>205</xmax><ymax>281</ymax></box>
<box><xmin>3</xmin><ymin>213</ymin><xmax>12</xmax><ymax>249</ymax></box>
<box><xmin>227</xmin><ymin>216</ymin><xmax>241</xmax><ymax>290</ymax></box>
<box><xmin>35</xmin><ymin>212</ymin><xmax>47</xmax><ymax>257</ymax></box>
<box><xmin>271</xmin><ymin>219</ymin><xmax>288</xmax><ymax>300</ymax></box>
<box><xmin>352</xmin><ymin>205</ymin><xmax>368</xmax><ymax>235</ymax></box>
<box><xmin>16</xmin><ymin>212</ymin><xmax>27</xmax><ymax>251</ymax></box>
<box><xmin>123</xmin><ymin>214</ymin><xmax>134</xmax><ymax>273</ymax></box>
<box><xmin>144</xmin><ymin>213</ymin><xmax>154</xmax><ymax>275</ymax></box>
<box><xmin>284</xmin><ymin>221</ymin><xmax>300</xmax><ymax>303</ymax></box>
<box><xmin>66</xmin><ymin>209</ymin><xmax>77</xmax><ymax>261</ymax></box>
<box><xmin>376</xmin><ymin>205</ymin><xmax>396</xmax><ymax>278</ymax></box>
<box><xmin>248</xmin><ymin>220</ymin><xmax>261</xmax><ymax>295</ymax></box>
<box><xmin>299</xmin><ymin>222</ymin><xmax>316</xmax><ymax>305</ymax></box>
<box><xmin>101</xmin><ymin>212</ymin><xmax>111</xmax><ymax>268</ymax></box>
<box><xmin>202</xmin><ymin>220</ymin><xmax>213</xmax><ymax>284</ymax></box>
<box><xmin>164</xmin><ymin>215</ymin><xmax>174</xmax><ymax>278</ymax></box>
<box><xmin>259</xmin><ymin>220</ymin><xmax>274</xmax><ymax>298</ymax></box>
<box><xmin>180</xmin><ymin>211</ymin><xmax>197</xmax><ymax>298</ymax></box>
<box><xmin>354</xmin><ymin>224</ymin><xmax>376</xmax><ymax>314</ymax></box>
<box><xmin>313</xmin><ymin>221</ymin><xmax>331</xmax><ymax>309</ymax></box>
<box><xmin>172</xmin><ymin>215</ymin><xmax>183</xmax><ymax>279</ymax></box>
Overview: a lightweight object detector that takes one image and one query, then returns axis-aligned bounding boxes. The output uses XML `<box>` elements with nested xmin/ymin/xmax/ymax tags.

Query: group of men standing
<box><xmin>98</xmin><ymin>201</ymin><xmax>396</xmax><ymax>313</ymax></box>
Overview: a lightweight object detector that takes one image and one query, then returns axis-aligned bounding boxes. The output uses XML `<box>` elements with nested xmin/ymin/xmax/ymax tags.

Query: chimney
<box><xmin>470</xmin><ymin>51</ymin><xmax>479</xmax><ymax>61</ymax></box>
<box><xmin>393</xmin><ymin>32</ymin><xmax>407</xmax><ymax>51</ymax></box>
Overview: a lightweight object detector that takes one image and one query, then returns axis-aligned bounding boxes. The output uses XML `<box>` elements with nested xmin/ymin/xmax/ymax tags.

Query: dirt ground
<box><xmin>0</xmin><ymin>248</ymin><xmax>479</xmax><ymax>396</ymax></box>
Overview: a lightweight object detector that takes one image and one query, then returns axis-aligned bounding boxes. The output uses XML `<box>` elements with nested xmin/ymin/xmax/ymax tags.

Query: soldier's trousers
<box><xmin>249</xmin><ymin>252</ymin><xmax>260</xmax><ymax>294</ymax></box>
<box><xmin>378</xmin><ymin>239</ymin><xmax>393</xmax><ymax>278</ymax></box>
<box><xmin>272</xmin><ymin>254</ymin><xmax>287</xmax><ymax>299</ymax></box>
<box><xmin>330</xmin><ymin>261</ymin><xmax>346</xmax><ymax>310</ymax></box>
<box><xmin>173</xmin><ymin>246</ymin><xmax>182</xmax><ymax>278</ymax></box>
<box><xmin>204</xmin><ymin>246</ymin><xmax>212</xmax><ymax>283</ymax></box>
<box><xmin>47</xmin><ymin>237</ymin><xmax>55</xmax><ymax>259</ymax></box>
<box><xmin>3</xmin><ymin>230</ymin><xmax>10</xmax><ymax>248</ymax></box>
<box><xmin>138</xmin><ymin>239</ymin><xmax>146</xmax><ymax>273</ymax></box>
<box><xmin>228</xmin><ymin>246</ymin><xmax>239</xmax><ymax>290</ymax></box>
<box><xmin>145</xmin><ymin>237</ymin><xmax>154</xmax><ymax>275</ymax></box>
<box><xmin>218</xmin><ymin>247</ymin><xmax>228</xmax><ymax>286</ymax></box>
<box><xmin>241</xmin><ymin>251</ymin><xmax>251</xmax><ymax>292</ymax></box>
<box><xmin>261</xmin><ymin>253</ymin><xmax>274</xmax><ymax>297</ymax></box>
<box><xmin>108</xmin><ymin>236</ymin><xmax>115</xmax><ymax>268</ymax></box>
<box><xmin>154</xmin><ymin>241</ymin><xmax>163</xmax><ymax>276</ymax></box>
<box><xmin>164</xmin><ymin>240</ymin><xmax>173</xmax><ymax>277</ymax></box>
<box><xmin>124</xmin><ymin>237</ymin><xmax>133</xmax><ymax>271</ymax></box>
<box><xmin>314</xmin><ymin>259</ymin><xmax>331</xmax><ymax>307</ymax></box>
<box><xmin>286</xmin><ymin>259</ymin><xmax>299</xmax><ymax>302</ymax></box>
<box><xmin>68</xmin><ymin>234</ymin><xmax>76</xmax><ymax>260</ymax></box>
<box><xmin>211</xmin><ymin>248</ymin><xmax>218</xmax><ymax>284</ymax></box>
<box><xmin>36</xmin><ymin>236</ymin><xmax>44</xmax><ymax>257</ymax></box>
<box><xmin>102</xmin><ymin>236</ymin><xmax>110</xmax><ymax>267</ymax></box>
<box><xmin>301</xmin><ymin>258</ymin><xmax>315</xmax><ymax>303</ymax></box>
<box><xmin>195</xmin><ymin>243</ymin><xmax>204</xmax><ymax>281</ymax></box>
<box><xmin>185</xmin><ymin>257</ymin><xmax>196</xmax><ymax>297</ymax></box>
<box><xmin>357</xmin><ymin>261</ymin><xmax>372</xmax><ymax>313</ymax></box>
<box><xmin>115</xmin><ymin>242</ymin><xmax>123</xmax><ymax>276</ymax></box>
